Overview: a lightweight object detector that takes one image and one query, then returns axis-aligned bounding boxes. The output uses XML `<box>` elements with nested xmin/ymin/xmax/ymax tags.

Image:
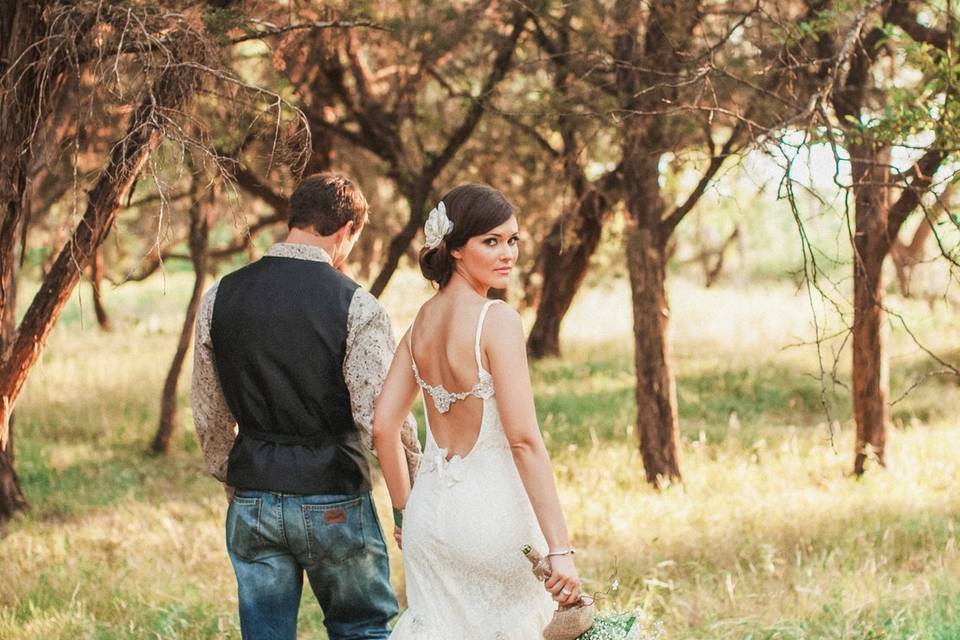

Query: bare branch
<box><xmin>888</xmin><ymin>147</ymin><xmax>946</xmax><ymax>243</ymax></box>
<box><xmin>231</xmin><ymin>164</ymin><xmax>287</xmax><ymax>213</ymax></box>
<box><xmin>660</xmin><ymin>121</ymin><xmax>745</xmax><ymax>235</ymax></box>
<box><xmin>424</xmin><ymin>9</ymin><xmax>528</xmax><ymax>178</ymax></box>
<box><xmin>229</xmin><ymin>19</ymin><xmax>386</xmax><ymax>45</ymax></box>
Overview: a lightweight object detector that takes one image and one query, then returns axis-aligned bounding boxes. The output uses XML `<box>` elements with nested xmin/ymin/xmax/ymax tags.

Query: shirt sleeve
<box><xmin>345</xmin><ymin>289</ymin><xmax>423</xmax><ymax>482</ymax></box>
<box><xmin>190</xmin><ymin>283</ymin><xmax>237</xmax><ymax>483</ymax></box>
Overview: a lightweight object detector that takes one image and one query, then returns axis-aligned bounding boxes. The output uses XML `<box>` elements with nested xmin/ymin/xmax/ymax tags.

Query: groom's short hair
<box><xmin>288</xmin><ymin>172</ymin><xmax>368</xmax><ymax>236</ymax></box>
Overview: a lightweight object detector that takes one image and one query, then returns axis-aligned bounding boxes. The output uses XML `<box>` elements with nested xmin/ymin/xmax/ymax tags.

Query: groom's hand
<box><xmin>394</xmin><ymin>527</ymin><xmax>403</xmax><ymax>549</ymax></box>
<box><xmin>224</xmin><ymin>484</ymin><xmax>236</xmax><ymax>503</ymax></box>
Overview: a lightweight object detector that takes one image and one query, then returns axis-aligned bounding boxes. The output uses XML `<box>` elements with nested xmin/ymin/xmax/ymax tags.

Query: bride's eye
<box><xmin>484</xmin><ymin>238</ymin><xmax>498</xmax><ymax>246</ymax></box>
<box><xmin>508</xmin><ymin>236</ymin><xmax>519</xmax><ymax>246</ymax></box>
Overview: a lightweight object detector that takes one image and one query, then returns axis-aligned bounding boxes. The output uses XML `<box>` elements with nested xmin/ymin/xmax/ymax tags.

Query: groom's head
<box><xmin>289</xmin><ymin>172</ymin><xmax>368</xmax><ymax>239</ymax></box>
<box><xmin>288</xmin><ymin>172</ymin><xmax>368</xmax><ymax>267</ymax></box>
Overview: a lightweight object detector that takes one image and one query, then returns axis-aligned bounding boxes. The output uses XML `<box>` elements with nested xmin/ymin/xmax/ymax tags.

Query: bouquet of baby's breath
<box><xmin>522</xmin><ymin>546</ymin><xmax>662</xmax><ymax>640</ymax></box>
<box><xmin>575</xmin><ymin>610</ymin><xmax>662</xmax><ymax>640</ymax></box>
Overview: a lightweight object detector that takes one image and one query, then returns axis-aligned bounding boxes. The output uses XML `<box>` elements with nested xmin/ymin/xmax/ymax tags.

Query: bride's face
<box><xmin>451</xmin><ymin>215</ymin><xmax>519</xmax><ymax>290</ymax></box>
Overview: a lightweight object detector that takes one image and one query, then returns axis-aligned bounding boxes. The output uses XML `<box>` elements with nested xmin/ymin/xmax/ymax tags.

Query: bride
<box><xmin>373</xmin><ymin>183</ymin><xmax>581</xmax><ymax>639</ymax></box>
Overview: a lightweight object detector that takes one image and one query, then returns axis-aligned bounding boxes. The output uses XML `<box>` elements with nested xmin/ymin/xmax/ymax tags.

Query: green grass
<box><xmin>1</xmin><ymin>271</ymin><xmax>959</xmax><ymax>638</ymax></box>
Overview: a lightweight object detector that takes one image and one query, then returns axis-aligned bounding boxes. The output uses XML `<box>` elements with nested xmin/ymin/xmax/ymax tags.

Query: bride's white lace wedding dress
<box><xmin>389</xmin><ymin>300</ymin><xmax>554</xmax><ymax>639</ymax></box>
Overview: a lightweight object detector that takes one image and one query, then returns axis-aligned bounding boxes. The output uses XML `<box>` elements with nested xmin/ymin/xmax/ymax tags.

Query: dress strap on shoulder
<box><xmin>407</xmin><ymin>310</ymin><xmax>420</xmax><ymax>357</ymax></box>
<box><xmin>474</xmin><ymin>299</ymin><xmax>502</xmax><ymax>369</ymax></box>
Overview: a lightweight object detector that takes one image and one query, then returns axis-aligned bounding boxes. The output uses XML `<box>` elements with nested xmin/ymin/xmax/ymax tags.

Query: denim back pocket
<box><xmin>227</xmin><ymin>496</ymin><xmax>265</xmax><ymax>561</ymax></box>
<box><xmin>301</xmin><ymin>496</ymin><xmax>366</xmax><ymax>563</ymax></box>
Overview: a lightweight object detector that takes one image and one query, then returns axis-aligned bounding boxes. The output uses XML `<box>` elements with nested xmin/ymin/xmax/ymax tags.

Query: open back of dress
<box><xmin>408</xmin><ymin>299</ymin><xmax>499</xmax><ymax>462</ymax></box>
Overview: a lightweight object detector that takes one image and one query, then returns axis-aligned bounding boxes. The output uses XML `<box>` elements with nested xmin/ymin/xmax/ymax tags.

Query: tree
<box><xmin>150</xmin><ymin>168</ymin><xmax>215</xmax><ymax>454</ymax></box>
<box><xmin>282</xmin><ymin>1</ymin><xmax>528</xmax><ymax>297</ymax></box>
<box><xmin>521</xmin><ymin>6</ymin><xmax>625</xmax><ymax>359</ymax></box>
<box><xmin>0</xmin><ymin>1</ymin><xmax>268</xmax><ymax>525</ymax></box>
<box><xmin>0</xmin><ymin>34</ymin><xmax>205</xmax><ymax>441</ymax></box>
<box><xmin>812</xmin><ymin>0</ymin><xmax>955</xmax><ymax>475</ymax></box>
<box><xmin>0</xmin><ymin>0</ymin><xmax>84</xmax><ymax>523</ymax></box>
<box><xmin>611</xmin><ymin>0</ymin><xmax>761</xmax><ymax>485</ymax></box>
<box><xmin>596</xmin><ymin>0</ymin><xmax>834</xmax><ymax>485</ymax></box>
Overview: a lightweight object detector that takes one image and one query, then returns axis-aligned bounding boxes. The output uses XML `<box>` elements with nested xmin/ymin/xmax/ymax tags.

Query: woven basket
<box><xmin>522</xmin><ymin>545</ymin><xmax>596</xmax><ymax>640</ymax></box>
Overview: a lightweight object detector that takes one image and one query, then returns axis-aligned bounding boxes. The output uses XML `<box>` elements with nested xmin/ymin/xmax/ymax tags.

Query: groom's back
<box><xmin>210</xmin><ymin>255</ymin><xmax>370</xmax><ymax>495</ymax></box>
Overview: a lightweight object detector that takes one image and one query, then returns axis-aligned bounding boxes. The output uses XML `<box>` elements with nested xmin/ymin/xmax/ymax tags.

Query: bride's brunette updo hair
<box><xmin>419</xmin><ymin>183</ymin><xmax>516</xmax><ymax>288</ymax></box>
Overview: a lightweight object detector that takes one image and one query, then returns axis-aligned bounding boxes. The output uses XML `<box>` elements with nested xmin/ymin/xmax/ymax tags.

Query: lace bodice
<box><xmin>407</xmin><ymin>299</ymin><xmax>500</xmax><ymax>414</ymax></box>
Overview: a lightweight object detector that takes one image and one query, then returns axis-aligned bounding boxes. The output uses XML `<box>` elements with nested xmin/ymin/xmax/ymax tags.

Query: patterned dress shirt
<box><xmin>191</xmin><ymin>242</ymin><xmax>422</xmax><ymax>487</ymax></box>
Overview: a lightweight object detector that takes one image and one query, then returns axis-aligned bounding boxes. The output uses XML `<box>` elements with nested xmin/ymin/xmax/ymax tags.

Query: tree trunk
<box><xmin>0</xmin><ymin>428</ymin><xmax>27</xmax><ymax>533</ymax></box>
<box><xmin>0</xmin><ymin>1</ymin><xmax>49</xmax><ymax>326</ymax></box>
<box><xmin>527</xmin><ymin>189</ymin><xmax>616</xmax><ymax>359</ymax></box>
<box><xmin>370</xmin><ymin>191</ymin><xmax>427</xmax><ymax>298</ymax></box>
<box><xmin>625</xmin><ymin>216</ymin><xmax>682</xmax><ymax>486</ymax></box>
<box><xmin>613</xmin><ymin>0</ymin><xmax>697</xmax><ymax>487</ymax></box>
<box><xmin>851</xmin><ymin>144</ymin><xmax>891</xmax><ymax>476</ymax></box>
<box><xmin>151</xmin><ymin>176</ymin><xmax>212</xmax><ymax>454</ymax></box>
<box><xmin>621</xmin><ymin>125</ymin><xmax>682</xmax><ymax>487</ymax></box>
<box><xmin>0</xmin><ymin>3</ymin><xmax>50</xmax><ymax>525</ymax></box>
<box><xmin>0</xmin><ymin>231</ymin><xmax>27</xmax><ymax>530</ymax></box>
<box><xmin>0</xmin><ymin>51</ymin><xmax>201</xmax><ymax>446</ymax></box>
<box><xmin>89</xmin><ymin>247</ymin><xmax>112</xmax><ymax>331</ymax></box>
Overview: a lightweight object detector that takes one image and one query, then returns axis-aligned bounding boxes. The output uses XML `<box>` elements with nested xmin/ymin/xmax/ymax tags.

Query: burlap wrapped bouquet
<box><xmin>522</xmin><ymin>546</ymin><xmax>662</xmax><ymax>640</ymax></box>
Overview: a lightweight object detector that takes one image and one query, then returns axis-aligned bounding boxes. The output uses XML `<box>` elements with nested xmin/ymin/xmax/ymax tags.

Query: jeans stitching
<box><xmin>301</xmin><ymin>502</ymin><xmax>312</xmax><ymax>561</ymax></box>
<box><xmin>276</xmin><ymin>495</ymin><xmax>287</xmax><ymax>548</ymax></box>
<box><xmin>368</xmin><ymin>496</ymin><xmax>387</xmax><ymax>545</ymax></box>
<box><xmin>229</xmin><ymin>496</ymin><xmax>262</xmax><ymax>561</ymax></box>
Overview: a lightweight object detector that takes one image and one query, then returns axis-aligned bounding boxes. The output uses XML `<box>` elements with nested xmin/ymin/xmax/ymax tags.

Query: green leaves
<box><xmin>840</xmin><ymin>16</ymin><xmax>960</xmax><ymax>147</ymax></box>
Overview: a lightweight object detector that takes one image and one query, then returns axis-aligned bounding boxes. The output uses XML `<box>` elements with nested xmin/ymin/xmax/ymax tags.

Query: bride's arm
<box><xmin>373</xmin><ymin>330</ymin><xmax>420</xmax><ymax>531</ymax></box>
<box><xmin>485</xmin><ymin>304</ymin><xmax>582</xmax><ymax>606</ymax></box>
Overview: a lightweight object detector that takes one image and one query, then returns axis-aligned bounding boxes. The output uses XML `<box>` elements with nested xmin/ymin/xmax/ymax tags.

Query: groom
<box><xmin>191</xmin><ymin>172</ymin><xmax>422</xmax><ymax>640</ymax></box>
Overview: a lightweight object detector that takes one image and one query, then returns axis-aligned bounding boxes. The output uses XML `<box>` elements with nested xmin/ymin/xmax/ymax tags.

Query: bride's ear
<box><xmin>449</xmin><ymin>246</ymin><xmax>462</xmax><ymax>260</ymax></box>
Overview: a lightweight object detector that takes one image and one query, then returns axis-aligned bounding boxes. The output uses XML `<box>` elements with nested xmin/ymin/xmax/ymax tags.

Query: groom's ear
<box><xmin>334</xmin><ymin>220</ymin><xmax>355</xmax><ymax>241</ymax></box>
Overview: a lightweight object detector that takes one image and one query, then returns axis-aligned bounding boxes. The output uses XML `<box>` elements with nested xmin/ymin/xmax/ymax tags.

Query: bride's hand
<box><xmin>544</xmin><ymin>555</ymin><xmax>581</xmax><ymax>606</ymax></box>
<box><xmin>394</xmin><ymin>527</ymin><xmax>403</xmax><ymax>550</ymax></box>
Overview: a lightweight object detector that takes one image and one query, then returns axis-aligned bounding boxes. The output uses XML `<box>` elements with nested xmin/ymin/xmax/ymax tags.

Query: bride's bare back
<box><xmin>407</xmin><ymin>294</ymin><xmax>496</xmax><ymax>459</ymax></box>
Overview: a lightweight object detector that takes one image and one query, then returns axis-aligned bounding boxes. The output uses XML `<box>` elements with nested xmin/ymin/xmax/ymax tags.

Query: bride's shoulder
<box><xmin>483</xmin><ymin>301</ymin><xmax>523</xmax><ymax>346</ymax></box>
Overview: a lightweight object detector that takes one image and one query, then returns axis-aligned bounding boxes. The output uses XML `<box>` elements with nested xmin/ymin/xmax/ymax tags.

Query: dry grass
<box><xmin>1</xmin><ymin>270</ymin><xmax>958</xmax><ymax>639</ymax></box>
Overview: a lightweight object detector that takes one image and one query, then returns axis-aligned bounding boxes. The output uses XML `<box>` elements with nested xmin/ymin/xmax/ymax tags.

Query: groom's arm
<box><xmin>345</xmin><ymin>289</ymin><xmax>422</xmax><ymax>482</ymax></box>
<box><xmin>190</xmin><ymin>284</ymin><xmax>238</xmax><ymax>489</ymax></box>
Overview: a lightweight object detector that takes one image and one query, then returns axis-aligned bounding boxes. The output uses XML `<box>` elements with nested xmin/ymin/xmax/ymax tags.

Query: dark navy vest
<box><xmin>210</xmin><ymin>255</ymin><xmax>370</xmax><ymax>495</ymax></box>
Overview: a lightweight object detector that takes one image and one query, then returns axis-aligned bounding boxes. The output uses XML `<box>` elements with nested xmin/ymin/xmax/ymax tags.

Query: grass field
<box><xmin>1</xmin><ymin>268</ymin><xmax>959</xmax><ymax>639</ymax></box>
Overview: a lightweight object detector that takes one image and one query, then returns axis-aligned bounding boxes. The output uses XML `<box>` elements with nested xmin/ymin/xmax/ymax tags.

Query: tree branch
<box><xmin>887</xmin><ymin>146</ymin><xmax>946</xmax><ymax>242</ymax></box>
<box><xmin>886</xmin><ymin>1</ymin><xmax>950</xmax><ymax>51</ymax></box>
<box><xmin>424</xmin><ymin>9</ymin><xmax>527</xmax><ymax>178</ymax></box>
<box><xmin>660</xmin><ymin>122</ymin><xmax>744</xmax><ymax>235</ymax></box>
<box><xmin>230</xmin><ymin>19</ymin><xmax>386</xmax><ymax>44</ymax></box>
<box><xmin>231</xmin><ymin>164</ymin><xmax>287</xmax><ymax>212</ymax></box>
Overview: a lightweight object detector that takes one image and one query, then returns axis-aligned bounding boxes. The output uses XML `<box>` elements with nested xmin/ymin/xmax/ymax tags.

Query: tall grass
<box><xmin>1</xmin><ymin>270</ymin><xmax>958</xmax><ymax>639</ymax></box>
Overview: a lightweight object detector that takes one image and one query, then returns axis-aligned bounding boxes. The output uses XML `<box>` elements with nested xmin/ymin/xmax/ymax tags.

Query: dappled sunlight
<box><xmin>547</xmin><ymin>426</ymin><xmax>960</xmax><ymax>636</ymax></box>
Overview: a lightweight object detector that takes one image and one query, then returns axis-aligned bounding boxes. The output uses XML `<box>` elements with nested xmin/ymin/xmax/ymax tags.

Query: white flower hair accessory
<box><xmin>423</xmin><ymin>201</ymin><xmax>454</xmax><ymax>250</ymax></box>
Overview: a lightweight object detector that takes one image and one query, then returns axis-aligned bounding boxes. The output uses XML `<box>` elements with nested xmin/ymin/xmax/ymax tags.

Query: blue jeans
<box><xmin>226</xmin><ymin>490</ymin><xmax>398</xmax><ymax>640</ymax></box>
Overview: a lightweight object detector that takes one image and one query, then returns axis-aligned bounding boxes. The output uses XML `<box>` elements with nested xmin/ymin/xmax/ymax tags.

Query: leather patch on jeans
<box><xmin>324</xmin><ymin>508</ymin><xmax>347</xmax><ymax>524</ymax></box>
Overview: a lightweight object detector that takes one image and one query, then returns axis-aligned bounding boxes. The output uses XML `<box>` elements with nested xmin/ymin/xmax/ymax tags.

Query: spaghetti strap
<box><xmin>474</xmin><ymin>300</ymin><xmax>502</xmax><ymax>371</ymax></box>
<box><xmin>407</xmin><ymin>309</ymin><xmax>421</xmax><ymax>359</ymax></box>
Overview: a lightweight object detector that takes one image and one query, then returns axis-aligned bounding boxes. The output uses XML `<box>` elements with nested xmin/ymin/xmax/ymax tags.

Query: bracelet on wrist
<box><xmin>392</xmin><ymin>507</ymin><xmax>403</xmax><ymax>529</ymax></box>
<box><xmin>546</xmin><ymin>548</ymin><xmax>575</xmax><ymax>558</ymax></box>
